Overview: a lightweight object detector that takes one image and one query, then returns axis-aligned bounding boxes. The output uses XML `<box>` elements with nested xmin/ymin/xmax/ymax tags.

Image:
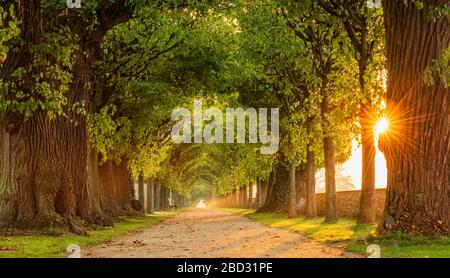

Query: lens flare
<box><xmin>374</xmin><ymin>118</ymin><xmax>389</xmax><ymax>136</ymax></box>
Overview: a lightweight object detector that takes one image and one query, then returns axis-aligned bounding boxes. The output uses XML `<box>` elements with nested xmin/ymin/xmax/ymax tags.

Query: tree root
<box><xmin>66</xmin><ymin>216</ymin><xmax>88</xmax><ymax>236</ymax></box>
<box><xmin>32</xmin><ymin>212</ymin><xmax>87</xmax><ymax>236</ymax></box>
<box><xmin>89</xmin><ymin>213</ymin><xmax>114</xmax><ymax>228</ymax></box>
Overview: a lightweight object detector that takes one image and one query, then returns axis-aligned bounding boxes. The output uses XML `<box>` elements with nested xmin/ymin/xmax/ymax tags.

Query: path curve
<box><xmin>84</xmin><ymin>208</ymin><xmax>356</xmax><ymax>258</ymax></box>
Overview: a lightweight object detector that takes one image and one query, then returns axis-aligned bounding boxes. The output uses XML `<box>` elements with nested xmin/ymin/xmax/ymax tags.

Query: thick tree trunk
<box><xmin>258</xmin><ymin>163</ymin><xmax>289</xmax><ymax>213</ymax></box>
<box><xmin>0</xmin><ymin>112</ymin><xmax>79</xmax><ymax>231</ymax></box>
<box><xmin>288</xmin><ymin>162</ymin><xmax>297</xmax><ymax>218</ymax></box>
<box><xmin>260</xmin><ymin>180</ymin><xmax>269</xmax><ymax>206</ymax></box>
<box><xmin>378</xmin><ymin>0</ymin><xmax>450</xmax><ymax>235</ymax></box>
<box><xmin>146</xmin><ymin>178</ymin><xmax>154</xmax><ymax>214</ymax></box>
<box><xmin>0</xmin><ymin>0</ymin><xmax>86</xmax><ymax>234</ymax></box>
<box><xmin>321</xmin><ymin>83</ymin><xmax>338</xmax><ymax>223</ymax></box>
<box><xmin>98</xmin><ymin>160</ymin><xmax>119</xmax><ymax>215</ymax></box>
<box><xmin>0</xmin><ymin>0</ymin><xmax>135</xmax><ymax>233</ymax></box>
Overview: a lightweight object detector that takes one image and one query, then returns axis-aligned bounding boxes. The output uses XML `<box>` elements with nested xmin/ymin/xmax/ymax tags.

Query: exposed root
<box><xmin>66</xmin><ymin>216</ymin><xmax>88</xmax><ymax>236</ymax></box>
<box><xmin>32</xmin><ymin>211</ymin><xmax>66</xmax><ymax>229</ymax></box>
<box><xmin>89</xmin><ymin>213</ymin><xmax>114</xmax><ymax>228</ymax></box>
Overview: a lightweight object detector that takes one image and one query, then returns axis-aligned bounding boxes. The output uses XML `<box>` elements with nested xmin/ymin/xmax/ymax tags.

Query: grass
<box><xmin>0</xmin><ymin>211</ymin><xmax>178</xmax><ymax>258</ymax></box>
<box><xmin>224</xmin><ymin>208</ymin><xmax>450</xmax><ymax>258</ymax></box>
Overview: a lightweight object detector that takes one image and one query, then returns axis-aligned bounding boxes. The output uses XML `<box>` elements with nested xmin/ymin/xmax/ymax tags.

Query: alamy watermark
<box><xmin>67</xmin><ymin>0</ymin><xmax>81</xmax><ymax>9</ymax></box>
<box><xmin>171</xmin><ymin>99</ymin><xmax>279</xmax><ymax>154</ymax></box>
<box><xmin>367</xmin><ymin>0</ymin><xmax>381</xmax><ymax>9</ymax></box>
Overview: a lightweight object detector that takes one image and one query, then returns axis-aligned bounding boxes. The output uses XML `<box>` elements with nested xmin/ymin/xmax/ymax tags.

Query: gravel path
<box><xmin>84</xmin><ymin>208</ymin><xmax>355</xmax><ymax>258</ymax></box>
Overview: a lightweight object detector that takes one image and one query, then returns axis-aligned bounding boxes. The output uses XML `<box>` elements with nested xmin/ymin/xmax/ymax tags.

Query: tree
<box><xmin>318</xmin><ymin>0</ymin><xmax>385</xmax><ymax>224</ymax></box>
<box><xmin>282</xmin><ymin>1</ymin><xmax>357</xmax><ymax>223</ymax></box>
<box><xmin>0</xmin><ymin>0</ymin><xmax>86</xmax><ymax>233</ymax></box>
<box><xmin>378</xmin><ymin>0</ymin><xmax>450</xmax><ymax>235</ymax></box>
<box><xmin>1</xmin><ymin>0</ymin><xmax>222</xmax><ymax>232</ymax></box>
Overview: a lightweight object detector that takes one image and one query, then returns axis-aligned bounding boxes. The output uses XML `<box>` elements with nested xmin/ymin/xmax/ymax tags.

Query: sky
<box><xmin>338</xmin><ymin>141</ymin><xmax>387</xmax><ymax>190</ymax></box>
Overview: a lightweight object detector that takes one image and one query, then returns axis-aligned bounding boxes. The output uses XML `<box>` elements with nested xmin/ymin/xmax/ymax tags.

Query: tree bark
<box><xmin>172</xmin><ymin>191</ymin><xmax>178</xmax><ymax>207</ymax></box>
<box><xmin>260</xmin><ymin>179</ymin><xmax>269</xmax><ymax>206</ymax></box>
<box><xmin>288</xmin><ymin>162</ymin><xmax>297</xmax><ymax>218</ymax></box>
<box><xmin>137</xmin><ymin>174</ymin><xmax>144</xmax><ymax>210</ymax></box>
<box><xmin>378</xmin><ymin>0</ymin><xmax>450</xmax><ymax>235</ymax></box>
<box><xmin>98</xmin><ymin>160</ymin><xmax>119</xmax><ymax>215</ymax></box>
<box><xmin>97</xmin><ymin>158</ymin><xmax>134</xmax><ymax>216</ymax></box>
<box><xmin>159</xmin><ymin>185</ymin><xmax>166</xmax><ymax>210</ymax></box>
<box><xmin>146</xmin><ymin>178</ymin><xmax>154</xmax><ymax>214</ymax></box>
<box><xmin>305</xmin><ymin>147</ymin><xmax>317</xmax><ymax>218</ymax></box>
<box><xmin>295</xmin><ymin>168</ymin><xmax>307</xmax><ymax>214</ymax></box>
<box><xmin>164</xmin><ymin>187</ymin><xmax>170</xmax><ymax>209</ymax></box>
<box><xmin>305</xmin><ymin>117</ymin><xmax>317</xmax><ymax>218</ymax></box>
<box><xmin>238</xmin><ymin>187</ymin><xmax>243</xmax><ymax>208</ymax></box>
<box><xmin>258</xmin><ymin>163</ymin><xmax>290</xmax><ymax>213</ymax></box>
<box><xmin>256</xmin><ymin>178</ymin><xmax>262</xmax><ymax>208</ymax></box>
<box><xmin>0</xmin><ymin>0</ymin><xmax>87</xmax><ymax>234</ymax></box>
<box><xmin>234</xmin><ymin>188</ymin><xmax>239</xmax><ymax>207</ymax></box>
<box><xmin>242</xmin><ymin>184</ymin><xmax>248</xmax><ymax>208</ymax></box>
<box><xmin>154</xmin><ymin>181</ymin><xmax>161</xmax><ymax>211</ymax></box>
<box><xmin>248</xmin><ymin>182</ymin><xmax>254</xmax><ymax>208</ymax></box>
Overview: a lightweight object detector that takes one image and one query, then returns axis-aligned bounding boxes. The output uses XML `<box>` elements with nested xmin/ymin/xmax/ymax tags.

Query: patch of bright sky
<box><xmin>338</xmin><ymin>140</ymin><xmax>387</xmax><ymax>189</ymax></box>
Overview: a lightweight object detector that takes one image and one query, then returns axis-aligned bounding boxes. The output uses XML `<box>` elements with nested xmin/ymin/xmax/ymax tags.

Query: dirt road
<box><xmin>84</xmin><ymin>208</ymin><xmax>355</xmax><ymax>258</ymax></box>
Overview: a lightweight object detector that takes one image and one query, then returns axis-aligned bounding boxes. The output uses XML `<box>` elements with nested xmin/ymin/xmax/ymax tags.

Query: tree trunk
<box><xmin>248</xmin><ymin>182</ymin><xmax>254</xmax><ymax>208</ymax></box>
<box><xmin>258</xmin><ymin>163</ymin><xmax>290</xmax><ymax>213</ymax></box>
<box><xmin>164</xmin><ymin>187</ymin><xmax>170</xmax><ymax>209</ymax></box>
<box><xmin>242</xmin><ymin>184</ymin><xmax>248</xmax><ymax>208</ymax></box>
<box><xmin>358</xmin><ymin>103</ymin><xmax>377</xmax><ymax>224</ymax></box>
<box><xmin>256</xmin><ymin>178</ymin><xmax>262</xmax><ymax>208</ymax></box>
<box><xmin>137</xmin><ymin>174</ymin><xmax>144</xmax><ymax>210</ymax></box>
<box><xmin>98</xmin><ymin>160</ymin><xmax>119</xmax><ymax>215</ymax></box>
<box><xmin>305</xmin><ymin>118</ymin><xmax>317</xmax><ymax>218</ymax></box>
<box><xmin>321</xmin><ymin>82</ymin><xmax>338</xmax><ymax>223</ymax></box>
<box><xmin>172</xmin><ymin>191</ymin><xmax>178</xmax><ymax>206</ymax></box>
<box><xmin>305</xmin><ymin>148</ymin><xmax>317</xmax><ymax>218</ymax></box>
<box><xmin>0</xmin><ymin>0</ymin><xmax>86</xmax><ymax>234</ymax></box>
<box><xmin>234</xmin><ymin>188</ymin><xmax>239</xmax><ymax>207</ymax></box>
<box><xmin>260</xmin><ymin>179</ymin><xmax>269</xmax><ymax>206</ymax></box>
<box><xmin>159</xmin><ymin>185</ymin><xmax>166</xmax><ymax>210</ymax></box>
<box><xmin>288</xmin><ymin>162</ymin><xmax>297</xmax><ymax>218</ymax></box>
<box><xmin>97</xmin><ymin>158</ymin><xmax>134</xmax><ymax>216</ymax></box>
<box><xmin>238</xmin><ymin>187</ymin><xmax>243</xmax><ymax>208</ymax></box>
<box><xmin>295</xmin><ymin>168</ymin><xmax>307</xmax><ymax>214</ymax></box>
<box><xmin>146</xmin><ymin>178</ymin><xmax>154</xmax><ymax>214</ymax></box>
<box><xmin>378</xmin><ymin>0</ymin><xmax>450</xmax><ymax>235</ymax></box>
<box><xmin>154</xmin><ymin>181</ymin><xmax>161</xmax><ymax>211</ymax></box>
